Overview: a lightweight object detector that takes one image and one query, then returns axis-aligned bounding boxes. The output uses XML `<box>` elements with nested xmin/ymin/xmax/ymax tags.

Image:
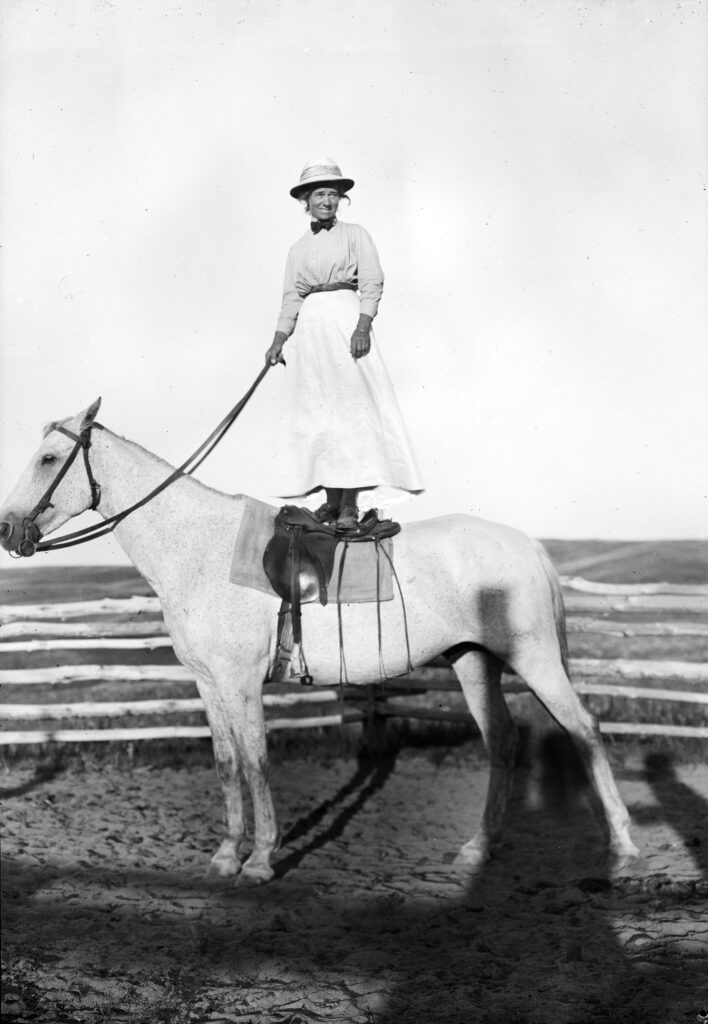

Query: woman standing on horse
<box><xmin>266</xmin><ymin>157</ymin><xmax>423</xmax><ymax>530</ymax></box>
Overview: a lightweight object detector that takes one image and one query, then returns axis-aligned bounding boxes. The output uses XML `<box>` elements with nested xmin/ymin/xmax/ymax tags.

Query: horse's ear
<box><xmin>80</xmin><ymin>397</ymin><xmax>102</xmax><ymax>429</ymax></box>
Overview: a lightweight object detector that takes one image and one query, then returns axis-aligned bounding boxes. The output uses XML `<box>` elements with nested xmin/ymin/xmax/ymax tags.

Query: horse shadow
<box><xmin>366</xmin><ymin>742</ymin><xmax>708</xmax><ymax>1024</ymax></box>
<box><xmin>640</xmin><ymin>750</ymin><xmax>708</xmax><ymax>877</ymax></box>
<box><xmin>0</xmin><ymin>758</ymin><xmax>63</xmax><ymax>799</ymax></box>
<box><xmin>274</xmin><ymin>750</ymin><xmax>400</xmax><ymax>877</ymax></box>
<box><xmin>2</xmin><ymin>743</ymin><xmax>706</xmax><ymax>1023</ymax></box>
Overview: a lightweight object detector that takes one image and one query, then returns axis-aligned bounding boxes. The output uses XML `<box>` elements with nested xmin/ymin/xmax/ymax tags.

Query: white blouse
<box><xmin>275</xmin><ymin>220</ymin><xmax>384</xmax><ymax>336</ymax></box>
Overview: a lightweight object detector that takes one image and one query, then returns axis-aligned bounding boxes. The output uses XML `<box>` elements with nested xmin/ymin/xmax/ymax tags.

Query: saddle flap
<box><xmin>263</xmin><ymin>516</ymin><xmax>337</xmax><ymax>607</ymax></box>
<box><xmin>263</xmin><ymin>531</ymin><xmax>329</xmax><ymax>606</ymax></box>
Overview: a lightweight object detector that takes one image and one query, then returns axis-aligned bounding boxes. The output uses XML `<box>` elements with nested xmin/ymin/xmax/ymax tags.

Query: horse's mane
<box><xmin>111</xmin><ymin>431</ymin><xmax>174</xmax><ymax>467</ymax></box>
<box><xmin>42</xmin><ymin>419</ymin><xmax>238</xmax><ymax>501</ymax></box>
<box><xmin>42</xmin><ymin>420</ymin><xmax>172</xmax><ymax>469</ymax></box>
<box><xmin>107</xmin><ymin>429</ymin><xmax>238</xmax><ymax>501</ymax></box>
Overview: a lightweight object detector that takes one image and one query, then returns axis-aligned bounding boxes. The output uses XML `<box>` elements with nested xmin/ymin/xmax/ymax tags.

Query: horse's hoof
<box><xmin>452</xmin><ymin>840</ymin><xmax>490</xmax><ymax>870</ymax></box>
<box><xmin>610</xmin><ymin>841</ymin><xmax>641</xmax><ymax>877</ymax></box>
<box><xmin>239</xmin><ymin>861</ymin><xmax>274</xmax><ymax>885</ymax></box>
<box><xmin>206</xmin><ymin>853</ymin><xmax>241</xmax><ymax>881</ymax></box>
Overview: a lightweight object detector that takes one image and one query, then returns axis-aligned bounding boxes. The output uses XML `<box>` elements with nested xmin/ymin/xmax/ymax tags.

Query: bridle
<box><xmin>13</xmin><ymin>363</ymin><xmax>271</xmax><ymax>558</ymax></box>
<box><xmin>16</xmin><ymin>422</ymin><xmax>103</xmax><ymax>558</ymax></box>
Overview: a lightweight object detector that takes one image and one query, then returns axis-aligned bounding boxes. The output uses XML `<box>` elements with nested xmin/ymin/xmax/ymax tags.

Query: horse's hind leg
<box><xmin>453</xmin><ymin>648</ymin><xmax>517</xmax><ymax>867</ymax></box>
<box><xmin>513</xmin><ymin>647</ymin><xmax>639</xmax><ymax>865</ymax></box>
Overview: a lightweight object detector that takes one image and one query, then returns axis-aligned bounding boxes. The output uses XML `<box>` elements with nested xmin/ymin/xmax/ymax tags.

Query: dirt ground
<box><xmin>2</xmin><ymin>741</ymin><xmax>707</xmax><ymax>1024</ymax></box>
<box><xmin>2</xmin><ymin>544</ymin><xmax>707</xmax><ymax>1023</ymax></box>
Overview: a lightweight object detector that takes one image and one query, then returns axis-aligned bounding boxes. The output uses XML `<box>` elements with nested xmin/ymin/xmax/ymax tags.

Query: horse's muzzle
<box><xmin>0</xmin><ymin>518</ymin><xmax>15</xmax><ymax>551</ymax></box>
<box><xmin>0</xmin><ymin>516</ymin><xmax>41</xmax><ymax>557</ymax></box>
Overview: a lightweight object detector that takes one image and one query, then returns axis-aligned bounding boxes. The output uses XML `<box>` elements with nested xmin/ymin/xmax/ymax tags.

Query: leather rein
<box><xmin>15</xmin><ymin>364</ymin><xmax>271</xmax><ymax>558</ymax></box>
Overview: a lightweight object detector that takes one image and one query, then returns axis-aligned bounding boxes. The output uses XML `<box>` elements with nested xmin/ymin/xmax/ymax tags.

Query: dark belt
<box><xmin>308</xmin><ymin>282</ymin><xmax>358</xmax><ymax>294</ymax></box>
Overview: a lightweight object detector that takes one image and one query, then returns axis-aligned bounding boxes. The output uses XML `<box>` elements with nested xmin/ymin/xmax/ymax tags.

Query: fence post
<box><xmin>358</xmin><ymin>684</ymin><xmax>396</xmax><ymax>758</ymax></box>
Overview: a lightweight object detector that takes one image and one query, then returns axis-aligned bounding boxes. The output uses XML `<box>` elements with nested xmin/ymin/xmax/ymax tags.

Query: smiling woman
<box><xmin>264</xmin><ymin>157</ymin><xmax>424</xmax><ymax>530</ymax></box>
<box><xmin>1</xmin><ymin>3</ymin><xmax>705</xmax><ymax>558</ymax></box>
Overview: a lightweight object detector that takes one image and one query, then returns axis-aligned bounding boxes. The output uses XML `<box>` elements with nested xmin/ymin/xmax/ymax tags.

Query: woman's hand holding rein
<box><xmin>267</xmin><ymin>316</ymin><xmax>372</xmax><ymax>364</ymax></box>
<box><xmin>266</xmin><ymin>331</ymin><xmax>288</xmax><ymax>366</ymax></box>
<box><xmin>351</xmin><ymin>314</ymin><xmax>372</xmax><ymax>360</ymax></box>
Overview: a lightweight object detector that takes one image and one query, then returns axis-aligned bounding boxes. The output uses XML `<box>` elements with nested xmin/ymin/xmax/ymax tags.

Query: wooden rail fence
<box><xmin>1</xmin><ymin>577</ymin><xmax>707</xmax><ymax>745</ymax></box>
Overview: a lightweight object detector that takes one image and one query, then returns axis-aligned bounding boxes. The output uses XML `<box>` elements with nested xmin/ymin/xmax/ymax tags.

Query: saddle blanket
<box><xmin>229</xmin><ymin>496</ymin><xmax>395</xmax><ymax>603</ymax></box>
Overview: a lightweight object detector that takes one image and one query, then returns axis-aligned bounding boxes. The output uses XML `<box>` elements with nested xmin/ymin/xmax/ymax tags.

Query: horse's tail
<box><xmin>533</xmin><ymin>541</ymin><xmax>571</xmax><ymax>677</ymax></box>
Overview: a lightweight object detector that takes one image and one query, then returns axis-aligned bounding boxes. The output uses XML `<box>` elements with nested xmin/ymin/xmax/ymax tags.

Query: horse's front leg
<box><xmin>200</xmin><ymin>690</ymin><xmax>248</xmax><ymax>881</ymax></box>
<box><xmin>202</xmin><ymin>690</ymin><xmax>278</xmax><ymax>883</ymax></box>
<box><xmin>199</xmin><ymin>652</ymin><xmax>278</xmax><ymax>884</ymax></box>
<box><xmin>234</xmin><ymin>692</ymin><xmax>279</xmax><ymax>884</ymax></box>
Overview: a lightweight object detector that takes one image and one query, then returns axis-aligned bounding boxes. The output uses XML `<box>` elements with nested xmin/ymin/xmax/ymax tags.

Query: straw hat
<box><xmin>289</xmin><ymin>157</ymin><xmax>355</xmax><ymax>199</ymax></box>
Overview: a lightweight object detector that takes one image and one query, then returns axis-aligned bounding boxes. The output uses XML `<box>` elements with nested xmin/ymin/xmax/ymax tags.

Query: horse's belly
<box><xmin>297</xmin><ymin>585</ymin><xmax>462</xmax><ymax>685</ymax></box>
<box><xmin>293</xmin><ymin>517</ymin><xmax>551</xmax><ymax>683</ymax></box>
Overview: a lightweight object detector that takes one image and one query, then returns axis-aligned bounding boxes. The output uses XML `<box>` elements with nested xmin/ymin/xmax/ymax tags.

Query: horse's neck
<box><xmin>91</xmin><ymin>429</ymin><xmax>242</xmax><ymax>597</ymax></box>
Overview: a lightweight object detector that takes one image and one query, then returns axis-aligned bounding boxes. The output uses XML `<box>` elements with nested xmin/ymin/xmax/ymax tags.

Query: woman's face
<box><xmin>308</xmin><ymin>187</ymin><xmax>340</xmax><ymax>222</ymax></box>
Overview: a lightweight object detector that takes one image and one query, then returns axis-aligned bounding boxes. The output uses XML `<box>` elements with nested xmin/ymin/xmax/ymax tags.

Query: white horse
<box><xmin>0</xmin><ymin>399</ymin><xmax>639</xmax><ymax>882</ymax></box>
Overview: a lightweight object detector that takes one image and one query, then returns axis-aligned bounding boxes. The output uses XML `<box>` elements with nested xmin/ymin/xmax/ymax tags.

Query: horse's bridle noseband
<box><xmin>17</xmin><ymin>422</ymin><xmax>102</xmax><ymax>557</ymax></box>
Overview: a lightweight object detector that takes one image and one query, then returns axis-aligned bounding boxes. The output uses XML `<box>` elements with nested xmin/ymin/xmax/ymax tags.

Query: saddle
<box><xmin>263</xmin><ymin>505</ymin><xmax>401</xmax><ymax>683</ymax></box>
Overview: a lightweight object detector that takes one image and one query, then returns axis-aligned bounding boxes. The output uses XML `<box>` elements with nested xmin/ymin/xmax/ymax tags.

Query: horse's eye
<box><xmin>41</xmin><ymin>454</ymin><xmax>57</xmax><ymax>465</ymax></box>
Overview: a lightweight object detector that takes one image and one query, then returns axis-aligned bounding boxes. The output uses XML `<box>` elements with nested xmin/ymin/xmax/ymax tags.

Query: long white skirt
<box><xmin>276</xmin><ymin>289</ymin><xmax>423</xmax><ymax>507</ymax></box>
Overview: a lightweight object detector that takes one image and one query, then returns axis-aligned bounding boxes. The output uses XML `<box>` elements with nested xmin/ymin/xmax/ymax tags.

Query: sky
<box><xmin>1</xmin><ymin>0</ymin><xmax>706</xmax><ymax>568</ymax></box>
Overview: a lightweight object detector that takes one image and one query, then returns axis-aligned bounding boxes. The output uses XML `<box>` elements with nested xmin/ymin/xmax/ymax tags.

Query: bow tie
<box><xmin>311</xmin><ymin>219</ymin><xmax>335</xmax><ymax>234</ymax></box>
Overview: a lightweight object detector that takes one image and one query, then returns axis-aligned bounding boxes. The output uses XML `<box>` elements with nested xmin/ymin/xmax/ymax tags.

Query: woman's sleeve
<box><xmin>355</xmin><ymin>226</ymin><xmax>385</xmax><ymax>319</ymax></box>
<box><xmin>275</xmin><ymin>250</ymin><xmax>304</xmax><ymax>337</ymax></box>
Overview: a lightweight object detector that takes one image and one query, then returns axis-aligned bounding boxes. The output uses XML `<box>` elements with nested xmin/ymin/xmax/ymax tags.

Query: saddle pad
<box><xmin>329</xmin><ymin>538</ymin><xmax>394</xmax><ymax>603</ymax></box>
<box><xmin>229</xmin><ymin>497</ymin><xmax>395</xmax><ymax>603</ymax></box>
<box><xmin>229</xmin><ymin>495</ymin><xmax>278</xmax><ymax>594</ymax></box>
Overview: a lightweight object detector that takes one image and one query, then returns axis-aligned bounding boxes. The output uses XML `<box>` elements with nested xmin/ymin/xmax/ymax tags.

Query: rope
<box><xmin>336</xmin><ymin>539</ymin><xmax>350</xmax><ymax>687</ymax></box>
<box><xmin>336</xmin><ymin>535</ymin><xmax>409</xmax><ymax>688</ymax></box>
<box><xmin>377</xmin><ymin>540</ymin><xmax>413</xmax><ymax>676</ymax></box>
<box><xmin>375</xmin><ymin>539</ymin><xmax>386</xmax><ymax>683</ymax></box>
